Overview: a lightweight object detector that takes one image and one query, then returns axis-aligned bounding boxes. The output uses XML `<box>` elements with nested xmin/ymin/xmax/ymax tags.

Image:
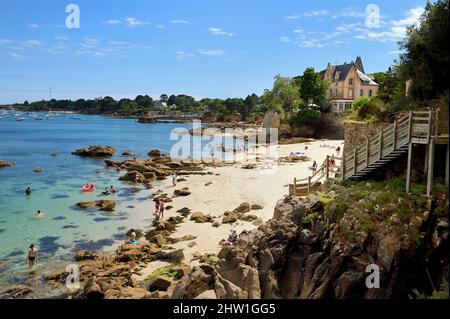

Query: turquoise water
<box><xmin>0</xmin><ymin>113</ymin><xmax>203</xmax><ymax>288</ymax></box>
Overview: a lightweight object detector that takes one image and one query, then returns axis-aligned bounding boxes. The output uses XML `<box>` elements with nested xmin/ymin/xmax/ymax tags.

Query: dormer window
<box><xmin>349</xmin><ymin>79</ymin><xmax>353</xmax><ymax>85</ymax></box>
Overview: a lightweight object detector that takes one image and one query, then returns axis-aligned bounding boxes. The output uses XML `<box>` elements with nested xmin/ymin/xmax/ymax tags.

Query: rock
<box><xmin>177</xmin><ymin>207</ymin><xmax>192</xmax><ymax>217</ymax></box>
<box><xmin>119</xmin><ymin>171</ymin><xmax>147</xmax><ymax>183</ymax></box>
<box><xmin>76</xmin><ymin>200</ymin><xmax>116</xmax><ymax>212</ymax></box>
<box><xmin>252</xmin><ymin>218</ymin><xmax>264</xmax><ymax>226</ymax></box>
<box><xmin>212</xmin><ymin>221</ymin><xmax>221</xmax><ymax>228</ymax></box>
<box><xmin>104</xmin><ymin>287</ymin><xmax>150</xmax><ymax>299</ymax></box>
<box><xmin>146</xmin><ymin>275</ymin><xmax>173</xmax><ymax>292</ymax></box>
<box><xmin>72</xmin><ymin>145</ymin><xmax>116</xmax><ymax>157</ymax></box>
<box><xmin>239</xmin><ymin>214</ymin><xmax>258</xmax><ymax>222</ymax></box>
<box><xmin>241</xmin><ymin>164</ymin><xmax>256</xmax><ymax>169</ymax></box>
<box><xmin>33</xmin><ymin>167</ymin><xmax>43</xmax><ymax>173</ymax></box>
<box><xmin>0</xmin><ymin>160</ymin><xmax>15</xmax><ymax>168</ymax></box>
<box><xmin>173</xmin><ymin>187</ymin><xmax>191</xmax><ymax>197</ymax></box>
<box><xmin>234</xmin><ymin>202</ymin><xmax>251</xmax><ymax>213</ymax></box>
<box><xmin>0</xmin><ymin>285</ymin><xmax>33</xmax><ymax>299</ymax></box>
<box><xmin>190</xmin><ymin>212</ymin><xmax>207</xmax><ymax>223</ymax></box>
<box><xmin>150</xmin><ymin>234</ymin><xmax>166</xmax><ymax>247</ymax></box>
<box><xmin>148</xmin><ymin>149</ymin><xmax>161</xmax><ymax>157</ymax></box>
<box><xmin>138</xmin><ymin>116</ymin><xmax>157</xmax><ymax>123</ymax></box>
<box><xmin>75</xmin><ymin>250</ymin><xmax>100</xmax><ymax>261</ymax></box>
<box><xmin>194</xmin><ymin>289</ymin><xmax>217</xmax><ymax>299</ymax></box>
<box><xmin>83</xmin><ymin>279</ymin><xmax>104</xmax><ymax>299</ymax></box>
<box><xmin>121</xmin><ymin>151</ymin><xmax>134</xmax><ymax>157</ymax></box>
<box><xmin>155</xmin><ymin>249</ymin><xmax>185</xmax><ymax>263</ymax></box>
<box><xmin>251</xmin><ymin>204</ymin><xmax>264</xmax><ymax>210</ymax></box>
<box><xmin>222</xmin><ymin>213</ymin><xmax>238</xmax><ymax>224</ymax></box>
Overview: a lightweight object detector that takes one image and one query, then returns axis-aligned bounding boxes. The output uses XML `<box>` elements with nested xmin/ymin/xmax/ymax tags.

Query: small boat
<box><xmin>15</xmin><ymin>118</ymin><xmax>26</xmax><ymax>121</ymax></box>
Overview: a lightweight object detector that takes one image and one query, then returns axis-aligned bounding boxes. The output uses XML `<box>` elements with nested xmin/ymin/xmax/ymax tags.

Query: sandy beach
<box><xmin>133</xmin><ymin>139</ymin><xmax>343</xmax><ymax>281</ymax></box>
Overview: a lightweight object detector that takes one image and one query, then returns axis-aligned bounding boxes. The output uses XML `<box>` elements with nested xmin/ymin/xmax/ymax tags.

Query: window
<box><xmin>349</xmin><ymin>79</ymin><xmax>353</xmax><ymax>85</ymax></box>
<box><xmin>339</xmin><ymin>103</ymin><xmax>344</xmax><ymax>112</ymax></box>
<box><xmin>369</xmin><ymin>90</ymin><xmax>373</xmax><ymax>97</ymax></box>
<box><xmin>345</xmin><ymin>103</ymin><xmax>352</xmax><ymax>110</ymax></box>
<box><xmin>360</xmin><ymin>89</ymin><xmax>364</xmax><ymax>97</ymax></box>
<box><xmin>348</xmin><ymin>89</ymin><xmax>353</xmax><ymax>98</ymax></box>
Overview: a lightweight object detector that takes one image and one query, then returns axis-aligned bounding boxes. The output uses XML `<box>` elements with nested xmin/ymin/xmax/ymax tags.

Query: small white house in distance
<box><xmin>154</xmin><ymin>101</ymin><xmax>168</xmax><ymax>110</ymax></box>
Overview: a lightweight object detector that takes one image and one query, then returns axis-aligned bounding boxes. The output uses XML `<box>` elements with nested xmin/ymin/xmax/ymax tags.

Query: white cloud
<box><xmin>8</xmin><ymin>53</ymin><xmax>29</xmax><ymax>60</ymax></box>
<box><xmin>304</xmin><ymin>10</ymin><xmax>330</xmax><ymax>17</ymax></box>
<box><xmin>285</xmin><ymin>14</ymin><xmax>301</xmax><ymax>20</ymax></box>
<box><xmin>76</xmin><ymin>50</ymin><xmax>105</xmax><ymax>57</ymax></box>
<box><xmin>176</xmin><ymin>51</ymin><xmax>194</xmax><ymax>60</ymax></box>
<box><xmin>53</xmin><ymin>35</ymin><xmax>68</xmax><ymax>41</ymax></box>
<box><xmin>331</xmin><ymin>9</ymin><xmax>366</xmax><ymax>20</ymax></box>
<box><xmin>26</xmin><ymin>23</ymin><xmax>39</xmax><ymax>28</ymax></box>
<box><xmin>79</xmin><ymin>37</ymin><xmax>99</xmax><ymax>49</ymax></box>
<box><xmin>280</xmin><ymin>36</ymin><xmax>291</xmax><ymax>43</ymax></box>
<box><xmin>299</xmin><ymin>39</ymin><xmax>324</xmax><ymax>48</ymax></box>
<box><xmin>22</xmin><ymin>39</ymin><xmax>42</xmax><ymax>47</ymax></box>
<box><xmin>293</xmin><ymin>28</ymin><xmax>305</xmax><ymax>34</ymax></box>
<box><xmin>156</xmin><ymin>24</ymin><xmax>165</xmax><ymax>29</ymax></box>
<box><xmin>209</xmin><ymin>27</ymin><xmax>234</xmax><ymax>37</ymax></box>
<box><xmin>170</xmin><ymin>19</ymin><xmax>189</xmax><ymax>24</ymax></box>
<box><xmin>0</xmin><ymin>38</ymin><xmax>12</xmax><ymax>45</ymax></box>
<box><xmin>197</xmin><ymin>49</ymin><xmax>225</xmax><ymax>57</ymax></box>
<box><xmin>103</xmin><ymin>19</ymin><xmax>122</xmax><ymax>25</ymax></box>
<box><xmin>125</xmin><ymin>17</ymin><xmax>149</xmax><ymax>27</ymax></box>
<box><xmin>392</xmin><ymin>7</ymin><xmax>424</xmax><ymax>27</ymax></box>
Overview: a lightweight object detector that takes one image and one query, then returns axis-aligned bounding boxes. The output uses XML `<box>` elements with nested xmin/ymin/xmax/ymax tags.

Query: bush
<box><xmin>350</xmin><ymin>97</ymin><xmax>386</xmax><ymax>122</ymax></box>
<box><xmin>289</xmin><ymin>108</ymin><xmax>321</xmax><ymax>128</ymax></box>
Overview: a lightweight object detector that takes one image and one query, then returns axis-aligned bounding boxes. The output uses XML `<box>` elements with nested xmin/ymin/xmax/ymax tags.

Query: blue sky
<box><xmin>0</xmin><ymin>0</ymin><xmax>427</xmax><ymax>103</ymax></box>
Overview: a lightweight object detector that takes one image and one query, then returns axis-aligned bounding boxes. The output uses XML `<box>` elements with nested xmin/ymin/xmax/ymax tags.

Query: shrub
<box><xmin>289</xmin><ymin>108</ymin><xmax>321</xmax><ymax>128</ymax></box>
<box><xmin>350</xmin><ymin>97</ymin><xmax>386</xmax><ymax>121</ymax></box>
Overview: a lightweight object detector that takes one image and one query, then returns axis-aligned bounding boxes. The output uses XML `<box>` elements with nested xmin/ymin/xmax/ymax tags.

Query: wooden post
<box><xmin>424</xmin><ymin>145</ymin><xmax>429</xmax><ymax>175</ymax></box>
<box><xmin>393</xmin><ymin>119</ymin><xmax>397</xmax><ymax>149</ymax></box>
<box><xmin>446</xmin><ymin>144</ymin><xmax>449</xmax><ymax>187</ymax></box>
<box><xmin>353</xmin><ymin>147</ymin><xmax>357</xmax><ymax>174</ymax></box>
<box><xmin>293</xmin><ymin>178</ymin><xmax>297</xmax><ymax>196</ymax></box>
<box><xmin>378</xmin><ymin>130</ymin><xmax>383</xmax><ymax>160</ymax></box>
<box><xmin>426</xmin><ymin>108</ymin><xmax>432</xmax><ymax>145</ymax></box>
<box><xmin>307</xmin><ymin>176</ymin><xmax>311</xmax><ymax>193</ymax></box>
<box><xmin>408</xmin><ymin>110</ymin><xmax>413</xmax><ymax>142</ymax></box>
<box><xmin>406</xmin><ymin>142</ymin><xmax>413</xmax><ymax>193</ymax></box>
<box><xmin>366</xmin><ymin>138</ymin><xmax>370</xmax><ymax>166</ymax></box>
<box><xmin>426</xmin><ymin>137</ymin><xmax>435</xmax><ymax>197</ymax></box>
<box><xmin>326</xmin><ymin>155</ymin><xmax>330</xmax><ymax>180</ymax></box>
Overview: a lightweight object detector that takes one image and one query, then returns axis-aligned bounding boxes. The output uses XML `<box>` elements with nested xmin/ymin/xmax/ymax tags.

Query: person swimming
<box><xmin>128</xmin><ymin>229</ymin><xmax>138</xmax><ymax>244</ymax></box>
<box><xmin>25</xmin><ymin>187</ymin><xmax>32</xmax><ymax>195</ymax></box>
<box><xmin>27</xmin><ymin>244</ymin><xmax>38</xmax><ymax>268</ymax></box>
<box><xmin>109</xmin><ymin>186</ymin><xmax>116</xmax><ymax>194</ymax></box>
<box><xmin>100</xmin><ymin>187</ymin><xmax>111</xmax><ymax>196</ymax></box>
<box><xmin>34</xmin><ymin>210</ymin><xmax>44</xmax><ymax>220</ymax></box>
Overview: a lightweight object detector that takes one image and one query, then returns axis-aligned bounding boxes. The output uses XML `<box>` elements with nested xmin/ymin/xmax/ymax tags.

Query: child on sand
<box><xmin>172</xmin><ymin>172</ymin><xmax>177</xmax><ymax>187</ymax></box>
<box><xmin>153</xmin><ymin>198</ymin><xmax>161</xmax><ymax>220</ymax></box>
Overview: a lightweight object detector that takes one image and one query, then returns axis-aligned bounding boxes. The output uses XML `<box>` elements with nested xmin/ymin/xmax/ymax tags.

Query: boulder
<box><xmin>234</xmin><ymin>202</ymin><xmax>251</xmax><ymax>213</ymax></box>
<box><xmin>121</xmin><ymin>151</ymin><xmax>134</xmax><ymax>157</ymax></box>
<box><xmin>138</xmin><ymin>116</ymin><xmax>157</xmax><ymax>123</ymax></box>
<box><xmin>33</xmin><ymin>167</ymin><xmax>43</xmax><ymax>173</ymax></box>
<box><xmin>149</xmin><ymin>234</ymin><xmax>166</xmax><ymax>247</ymax></box>
<box><xmin>104</xmin><ymin>287</ymin><xmax>150</xmax><ymax>299</ymax></box>
<box><xmin>83</xmin><ymin>279</ymin><xmax>104</xmax><ymax>299</ymax></box>
<box><xmin>194</xmin><ymin>289</ymin><xmax>217</xmax><ymax>299</ymax></box>
<box><xmin>148</xmin><ymin>149</ymin><xmax>161</xmax><ymax>157</ymax></box>
<box><xmin>222</xmin><ymin>213</ymin><xmax>238</xmax><ymax>224</ymax></box>
<box><xmin>146</xmin><ymin>275</ymin><xmax>173</xmax><ymax>292</ymax></box>
<box><xmin>75</xmin><ymin>250</ymin><xmax>100</xmax><ymax>261</ymax></box>
<box><xmin>190</xmin><ymin>212</ymin><xmax>208</xmax><ymax>223</ymax></box>
<box><xmin>0</xmin><ymin>285</ymin><xmax>34</xmax><ymax>299</ymax></box>
<box><xmin>239</xmin><ymin>214</ymin><xmax>258</xmax><ymax>222</ymax></box>
<box><xmin>119</xmin><ymin>171</ymin><xmax>146</xmax><ymax>183</ymax></box>
<box><xmin>72</xmin><ymin>145</ymin><xmax>116</xmax><ymax>157</ymax></box>
<box><xmin>155</xmin><ymin>249</ymin><xmax>185</xmax><ymax>263</ymax></box>
<box><xmin>76</xmin><ymin>200</ymin><xmax>116</xmax><ymax>212</ymax></box>
<box><xmin>174</xmin><ymin>187</ymin><xmax>191</xmax><ymax>197</ymax></box>
<box><xmin>251</xmin><ymin>204</ymin><xmax>264</xmax><ymax>210</ymax></box>
<box><xmin>0</xmin><ymin>160</ymin><xmax>15</xmax><ymax>168</ymax></box>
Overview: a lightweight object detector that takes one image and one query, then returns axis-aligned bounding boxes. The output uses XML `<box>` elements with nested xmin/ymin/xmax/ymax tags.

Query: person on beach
<box><xmin>312</xmin><ymin>161</ymin><xmax>317</xmax><ymax>175</ymax></box>
<box><xmin>336</xmin><ymin>146</ymin><xmax>341</xmax><ymax>157</ymax></box>
<box><xmin>128</xmin><ymin>229</ymin><xmax>138</xmax><ymax>244</ymax></box>
<box><xmin>172</xmin><ymin>172</ymin><xmax>177</xmax><ymax>187</ymax></box>
<box><xmin>154</xmin><ymin>198</ymin><xmax>160</xmax><ymax>220</ymax></box>
<box><xmin>27</xmin><ymin>244</ymin><xmax>38</xmax><ymax>268</ymax></box>
<box><xmin>34</xmin><ymin>210</ymin><xmax>44</xmax><ymax>220</ymax></box>
<box><xmin>219</xmin><ymin>229</ymin><xmax>238</xmax><ymax>246</ymax></box>
<box><xmin>110</xmin><ymin>186</ymin><xmax>116</xmax><ymax>194</ymax></box>
<box><xmin>25</xmin><ymin>187</ymin><xmax>32</xmax><ymax>195</ymax></box>
<box><xmin>159</xmin><ymin>200</ymin><xmax>165</xmax><ymax>220</ymax></box>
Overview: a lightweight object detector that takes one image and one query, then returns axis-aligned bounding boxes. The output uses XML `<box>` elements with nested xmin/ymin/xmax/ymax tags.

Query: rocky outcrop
<box><xmin>0</xmin><ymin>161</ymin><xmax>15</xmax><ymax>168</ymax></box>
<box><xmin>76</xmin><ymin>200</ymin><xmax>116</xmax><ymax>212</ymax></box>
<box><xmin>72</xmin><ymin>146</ymin><xmax>116</xmax><ymax>157</ymax></box>
<box><xmin>0</xmin><ymin>285</ymin><xmax>34</xmax><ymax>299</ymax></box>
<box><xmin>148</xmin><ymin>149</ymin><xmax>161</xmax><ymax>157</ymax></box>
<box><xmin>138</xmin><ymin>116</ymin><xmax>157</xmax><ymax>123</ymax></box>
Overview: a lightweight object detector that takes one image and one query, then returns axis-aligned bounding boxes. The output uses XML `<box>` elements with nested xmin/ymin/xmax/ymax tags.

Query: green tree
<box><xmin>160</xmin><ymin>94</ymin><xmax>168</xmax><ymax>102</ymax></box>
<box><xmin>299</xmin><ymin>67</ymin><xmax>329</xmax><ymax>105</ymax></box>
<box><xmin>262</xmin><ymin>75</ymin><xmax>301</xmax><ymax>113</ymax></box>
<box><xmin>400</xmin><ymin>0</ymin><xmax>449</xmax><ymax>100</ymax></box>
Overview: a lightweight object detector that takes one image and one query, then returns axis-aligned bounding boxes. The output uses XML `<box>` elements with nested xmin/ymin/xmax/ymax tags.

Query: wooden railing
<box><xmin>340</xmin><ymin>109</ymin><xmax>443</xmax><ymax>181</ymax></box>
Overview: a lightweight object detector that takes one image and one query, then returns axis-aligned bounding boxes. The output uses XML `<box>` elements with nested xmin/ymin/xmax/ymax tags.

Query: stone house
<box><xmin>322</xmin><ymin>56</ymin><xmax>379</xmax><ymax>112</ymax></box>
